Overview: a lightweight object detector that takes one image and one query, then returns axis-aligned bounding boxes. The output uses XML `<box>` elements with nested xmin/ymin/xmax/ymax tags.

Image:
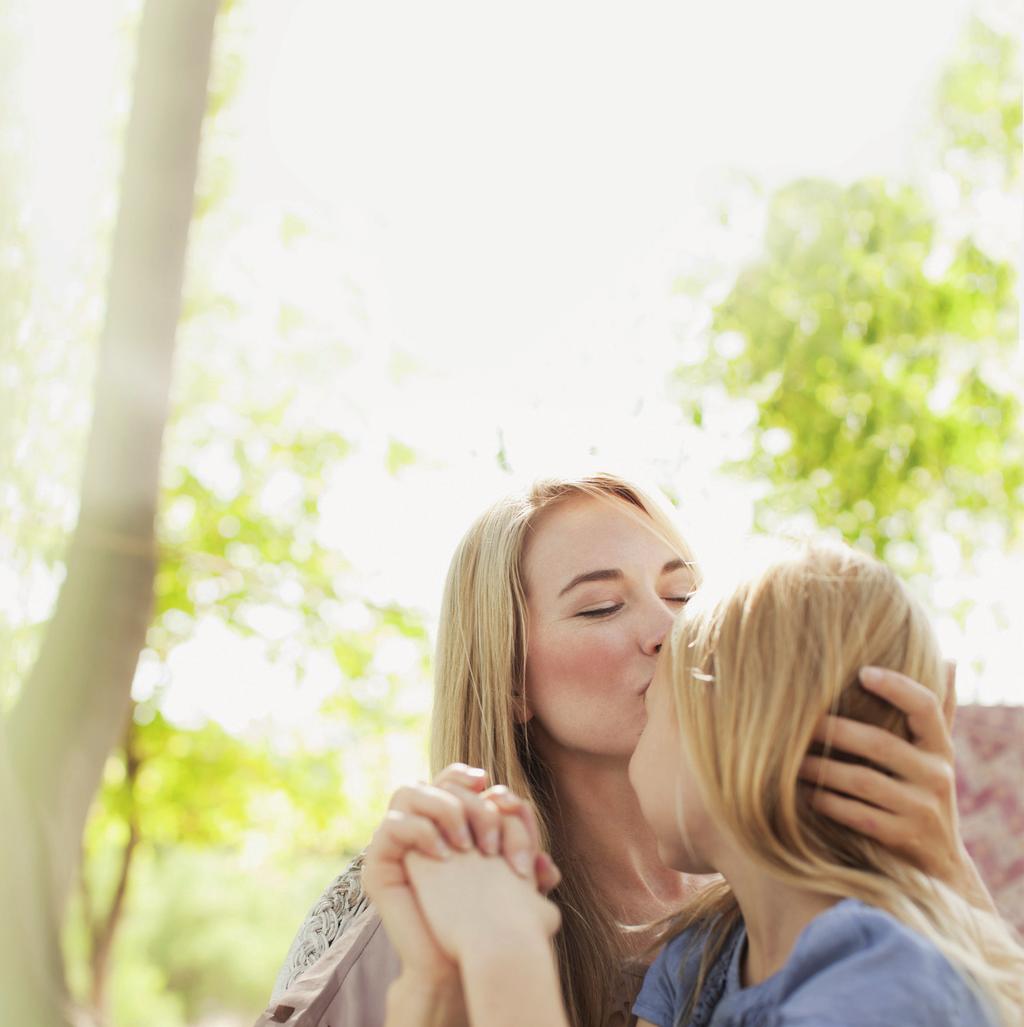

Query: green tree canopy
<box><xmin>678</xmin><ymin>16</ymin><xmax>1022</xmax><ymax>568</ymax></box>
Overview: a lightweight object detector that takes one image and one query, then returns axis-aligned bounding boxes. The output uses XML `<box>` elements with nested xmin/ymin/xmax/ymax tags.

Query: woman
<box><xmin>258</xmin><ymin>475</ymin><xmax>992</xmax><ymax>1027</ymax></box>
<box><xmin>375</xmin><ymin>542</ymin><xmax>1022</xmax><ymax>1026</ymax></box>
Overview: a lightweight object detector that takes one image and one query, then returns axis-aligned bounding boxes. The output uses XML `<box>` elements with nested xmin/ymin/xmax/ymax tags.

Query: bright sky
<box><xmin>13</xmin><ymin>0</ymin><xmax>1024</xmax><ymax>739</ymax></box>
<box><xmin>253</xmin><ymin>0</ymin><xmax>974</xmax><ymax>363</ymax></box>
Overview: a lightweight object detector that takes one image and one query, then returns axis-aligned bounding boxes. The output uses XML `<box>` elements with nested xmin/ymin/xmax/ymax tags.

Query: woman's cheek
<box><xmin>525</xmin><ymin>625</ymin><xmax>642</xmax><ymax>752</ymax></box>
<box><xmin>536</xmin><ymin>626</ymin><xmax>630</xmax><ymax>696</ymax></box>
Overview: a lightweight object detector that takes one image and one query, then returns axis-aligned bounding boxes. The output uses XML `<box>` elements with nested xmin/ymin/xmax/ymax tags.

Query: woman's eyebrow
<box><xmin>558</xmin><ymin>559</ymin><xmax>694</xmax><ymax>597</ymax></box>
<box><xmin>559</xmin><ymin>568</ymin><xmax>622</xmax><ymax>597</ymax></box>
<box><xmin>662</xmin><ymin>558</ymin><xmax>693</xmax><ymax>575</ymax></box>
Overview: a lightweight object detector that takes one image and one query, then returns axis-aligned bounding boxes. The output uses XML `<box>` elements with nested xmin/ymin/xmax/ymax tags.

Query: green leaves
<box><xmin>678</xmin><ymin>17</ymin><xmax>1022</xmax><ymax>566</ymax></box>
<box><xmin>936</xmin><ymin>16</ymin><xmax>1022</xmax><ymax>186</ymax></box>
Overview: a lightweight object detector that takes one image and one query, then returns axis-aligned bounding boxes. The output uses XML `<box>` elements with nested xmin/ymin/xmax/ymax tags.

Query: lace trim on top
<box><xmin>275</xmin><ymin>853</ymin><xmax>369</xmax><ymax>995</ymax></box>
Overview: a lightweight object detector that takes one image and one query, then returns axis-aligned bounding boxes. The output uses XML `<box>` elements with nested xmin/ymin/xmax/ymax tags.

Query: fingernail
<box><xmin>457</xmin><ymin>826</ymin><xmax>473</xmax><ymax>850</ymax></box>
<box><xmin>538</xmin><ymin>853</ymin><xmax>561</xmax><ymax>885</ymax></box>
<box><xmin>484</xmin><ymin>830</ymin><xmax>500</xmax><ymax>855</ymax></box>
<box><xmin>860</xmin><ymin>666</ymin><xmax>882</xmax><ymax>686</ymax></box>
<box><xmin>512</xmin><ymin>852</ymin><xmax>532</xmax><ymax>877</ymax></box>
<box><xmin>436</xmin><ymin>840</ymin><xmax>452</xmax><ymax>859</ymax></box>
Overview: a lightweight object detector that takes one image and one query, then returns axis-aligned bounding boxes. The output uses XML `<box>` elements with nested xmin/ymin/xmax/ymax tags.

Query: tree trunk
<box><xmin>0</xmin><ymin>2</ymin><xmax>219</xmax><ymax>1023</ymax></box>
<box><xmin>85</xmin><ymin>722</ymin><xmax>142</xmax><ymax>1022</ymax></box>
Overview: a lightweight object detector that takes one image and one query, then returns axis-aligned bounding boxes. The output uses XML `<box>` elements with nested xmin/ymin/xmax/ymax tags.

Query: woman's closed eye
<box><xmin>577</xmin><ymin>594</ymin><xmax>693</xmax><ymax>618</ymax></box>
<box><xmin>577</xmin><ymin>603</ymin><xmax>624</xmax><ymax>618</ymax></box>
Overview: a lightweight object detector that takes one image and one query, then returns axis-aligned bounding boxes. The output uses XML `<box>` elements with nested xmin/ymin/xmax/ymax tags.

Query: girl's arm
<box><xmin>459</xmin><ymin>917</ymin><xmax>567</xmax><ymax>1027</ymax></box>
<box><xmin>383</xmin><ymin>973</ymin><xmax>466</xmax><ymax>1027</ymax></box>
<box><xmin>406</xmin><ymin>849</ymin><xmax>570</xmax><ymax>1027</ymax></box>
<box><xmin>798</xmin><ymin>664</ymin><xmax>996</xmax><ymax>913</ymax></box>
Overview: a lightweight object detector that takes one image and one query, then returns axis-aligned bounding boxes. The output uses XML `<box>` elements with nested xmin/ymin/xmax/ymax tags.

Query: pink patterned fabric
<box><xmin>953</xmin><ymin>704</ymin><xmax>1024</xmax><ymax>937</ymax></box>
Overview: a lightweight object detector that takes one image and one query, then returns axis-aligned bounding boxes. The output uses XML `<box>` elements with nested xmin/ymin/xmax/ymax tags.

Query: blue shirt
<box><xmin>632</xmin><ymin>898</ymin><xmax>998</xmax><ymax>1027</ymax></box>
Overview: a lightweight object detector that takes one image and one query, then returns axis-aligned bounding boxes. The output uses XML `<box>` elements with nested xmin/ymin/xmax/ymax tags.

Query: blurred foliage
<box><xmin>0</xmin><ymin>1</ymin><xmax>430</xmax><ymax>1022</ymax></box>
<box><xmin>61</xmin><ymin>3</ymin><xmax>434</xmax><ymax>1018</ymax></box>
<box><xmin>936</xmin><ymin>16</ymin><xmax>1022</xmax><ymax>187</ymax></box>
<box><xmin>676</xmin><ymin>15</ymin><xmax>1022</xmax><ymax>569</ymax></box>
<box><xmin>1</xmin><ymin>3</ymin><xmax>1018</xmax><ymax>1025</ymax></box>
<box><xmin>65</xmin><ymin>845</ymin><xmax>346</xmax><ymax>1026</ymax></box>
<box><xmin>0</xmin><ymin>5</ymin><xmax>106</xmax><ymax>716</ymax></box>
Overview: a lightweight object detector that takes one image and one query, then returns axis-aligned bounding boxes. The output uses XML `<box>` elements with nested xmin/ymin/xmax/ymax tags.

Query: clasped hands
<box><xmin>362</xmin><ymin>764</ymin><xmax>562</xmax><ymax>1022</ymax></box>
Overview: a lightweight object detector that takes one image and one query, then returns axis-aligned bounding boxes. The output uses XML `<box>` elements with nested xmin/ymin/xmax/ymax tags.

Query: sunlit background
<box><xmin>2</xmin><ymin>0</ymin><xmax>1021</xmax><ymax>1023</ymax></box>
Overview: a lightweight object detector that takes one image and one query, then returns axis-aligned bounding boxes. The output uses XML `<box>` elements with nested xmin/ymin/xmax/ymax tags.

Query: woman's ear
<box><xmin>512</xmin><ymin>691</ymin><xmax>533</xmax><ymax>724</ymax></box>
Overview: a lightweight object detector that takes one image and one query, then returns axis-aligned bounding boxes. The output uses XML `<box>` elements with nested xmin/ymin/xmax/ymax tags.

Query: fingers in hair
<box><xmin>857</xmin><ymin>666</ymin><xmax>954</xmax><ymax>758</ymax></box>
<box><xmin>803</xmin><ymin>788</ymin><xmax>901</xmax><ymax>848</ymax></box>
<box><xmin>813</xmin><ymin>715</ymin><xmax>922</xmax><ymax>780</ymax></box>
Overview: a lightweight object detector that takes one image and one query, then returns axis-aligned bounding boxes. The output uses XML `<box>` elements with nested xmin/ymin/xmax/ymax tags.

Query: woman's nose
<box><xmin>640</xmin><ymin>597</ymin><xmax>676</xmax><ymax>655</ymax></box>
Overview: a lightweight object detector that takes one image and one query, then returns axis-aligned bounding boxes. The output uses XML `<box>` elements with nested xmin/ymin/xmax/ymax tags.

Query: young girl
<box><xmin>368</xmin><ymin>541</ymin><xmax>1023</xmax><ymax>1026</ymax></box>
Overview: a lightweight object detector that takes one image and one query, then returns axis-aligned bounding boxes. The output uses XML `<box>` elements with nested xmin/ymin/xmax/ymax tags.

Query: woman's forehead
<box><xmin>523</xmin><ymin>494</ymin><xmax>687</xmax><ymax>589</ymax></box>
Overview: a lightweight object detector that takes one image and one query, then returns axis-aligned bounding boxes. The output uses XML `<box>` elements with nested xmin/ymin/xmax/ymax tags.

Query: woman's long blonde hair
<box><xmin>664</xmin><ymin>541</ymin><xmax>1024</xmax><ymax>1026</ymax></box>
<box><xmin>430</xmin><ymin>473</ymin><xmax>699</xmax><ymax>1027</ymax></box>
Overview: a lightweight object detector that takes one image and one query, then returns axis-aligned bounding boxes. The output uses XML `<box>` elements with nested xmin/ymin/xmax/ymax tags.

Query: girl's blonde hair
<box><xmin>665</xmin><ymin>540</ymin><xmax>1024</xmax><ymax>1026</ymax></box>
<box><xmin>430</xmin><ymin>472</ymin><xmax>699</xmax><ymax>1027</ymax></box>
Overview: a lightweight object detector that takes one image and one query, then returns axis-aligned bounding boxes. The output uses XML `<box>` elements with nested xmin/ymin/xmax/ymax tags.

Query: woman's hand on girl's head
<box><xmin>797</xmin><ymin>664</ymin><xmax>995</xmax><ymax>912</ymax></box>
